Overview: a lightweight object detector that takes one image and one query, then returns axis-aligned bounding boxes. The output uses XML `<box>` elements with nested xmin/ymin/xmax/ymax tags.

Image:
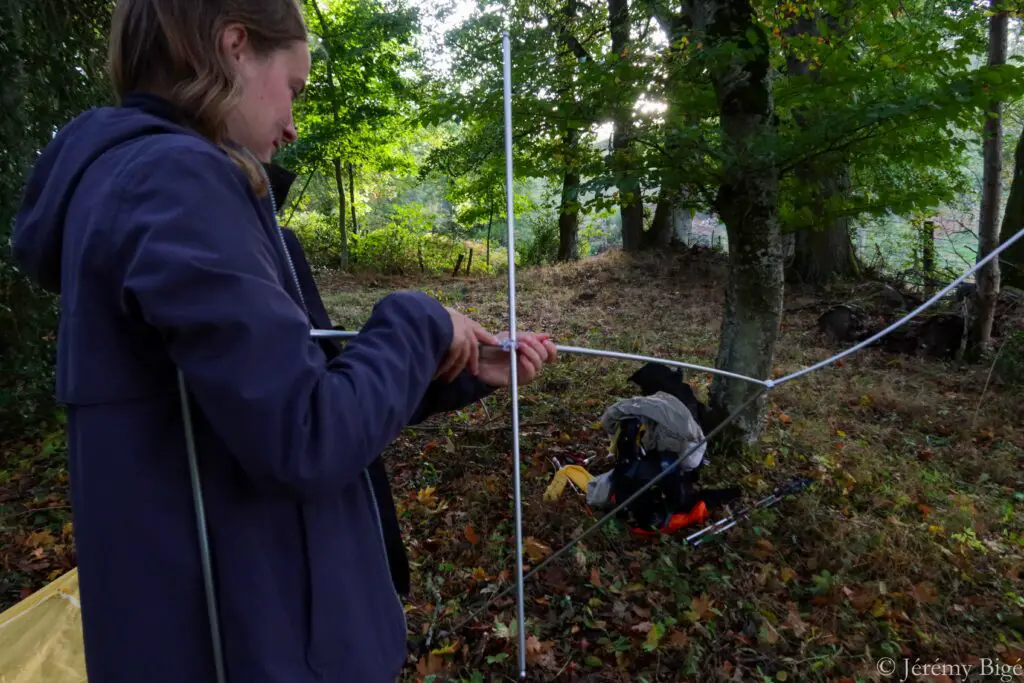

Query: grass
<box><xmin>2</xmin><ymin>247</ymin><xmax>1021</xmax><ymax>682</ymax></box>
<box><xmin>319</xmin><ymin>249</ymin><xmax>1023</xmax><ymax>682</ymax></box>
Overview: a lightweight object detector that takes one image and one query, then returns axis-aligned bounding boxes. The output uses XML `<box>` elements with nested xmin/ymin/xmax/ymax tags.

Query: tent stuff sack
<box><xmin>0</xmin><ymin>569</ymin><xmax>86</xmax><ymax>683</ymax></box>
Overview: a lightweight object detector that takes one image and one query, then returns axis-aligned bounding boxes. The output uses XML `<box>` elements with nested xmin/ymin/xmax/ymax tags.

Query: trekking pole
<box><xmin>685</xmin><ymin>477</ymin><xmax>812</xmax><ymax>548</ymax></box>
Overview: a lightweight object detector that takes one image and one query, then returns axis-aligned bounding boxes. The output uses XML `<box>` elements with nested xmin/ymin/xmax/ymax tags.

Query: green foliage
<box><xmin>1</xmin><ymin>0</ymin><xmax>113</xmax><ymax>433</ymax></box>
<box><xmin>290</xmin><ymin>204</ymin><xmax>509</xmax><ymax>275</ymax></box>
<box><xmin>994</xmin><ymin>330</ymin><xmax>1024</xmax><ymax>387</ymax></box>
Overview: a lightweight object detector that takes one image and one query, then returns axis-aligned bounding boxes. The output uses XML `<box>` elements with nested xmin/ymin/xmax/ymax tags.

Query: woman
<box><xmin>10</xmin><ymin>1</ymin><xmax>556</xmax><ymax>681</ymax></box>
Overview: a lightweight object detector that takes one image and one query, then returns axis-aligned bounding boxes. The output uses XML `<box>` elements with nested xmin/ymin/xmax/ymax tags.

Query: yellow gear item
<box><xmin>0</xmin><ymin>568</ymin><xmax>85</xmax><ymax>682</ymax></box>
<box><xmin>543</xmin><ymin>464</ymin><xmax>594</xmax><ymax>501</ymax></box>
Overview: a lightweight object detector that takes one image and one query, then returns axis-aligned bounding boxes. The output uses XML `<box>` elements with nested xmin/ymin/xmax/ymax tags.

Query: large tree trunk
<box><xmin>788</xmin><ymin>166</ymin><xmax>858</xmax><ymax>283</ymax></box>
<box><xmin>693</xmin><ymin>0</ymin><xmax>783</xmax><ymax>445</ymax></box>
<box><xmin>556</xmin><ymin>0</ymin><xmax>581</xmax><ymax>265</ymax></box>
<box><xmin>783</xmin><ymin>9</ymin><xmax>858</xmax><ymax>285</ymax></box>
<box><xmin>975</xmin><ymin>0</ymin><xmax>1007</xmax><ymax>347</ymax></box>
<box><xmin>671</xmin><ymin>205</ymin><xmax>693</xmax><ymax>245</ymax></box>
<box><xmin>608</xmin><ymin>0</ymin><xmax>644</xmax><ymax>251</ymax></box>
<box><xmin>999</xmin><ymin>127</ymin><xmax>1024</xmax><ymax>290</ymax></box>
<box><xmin>333</xmin><ymin>157</ymin><xmax>349</xmax><ymax>269</ymax></box>
<box><xmin>558</xmin><ymin>139</ymin><xmax>581</xmax><ymax>261</ymax></box>
<box><xmin>647</xmin><ymin>194</ymin><xmax>672</xmax><ymax>249</ymax></box>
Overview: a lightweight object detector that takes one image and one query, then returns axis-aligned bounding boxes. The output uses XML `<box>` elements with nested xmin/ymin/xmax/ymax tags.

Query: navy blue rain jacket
<box><xmin>10</xmin><ymin>92</ymin><xmax>491</xmax><ymax>682</ymax></box>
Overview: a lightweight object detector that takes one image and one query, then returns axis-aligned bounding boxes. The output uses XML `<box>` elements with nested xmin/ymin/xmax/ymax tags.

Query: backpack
<box><xmin>600</xmin><ymin>392</ymin><xmax>708</xmax><ymax>533</ymax></box>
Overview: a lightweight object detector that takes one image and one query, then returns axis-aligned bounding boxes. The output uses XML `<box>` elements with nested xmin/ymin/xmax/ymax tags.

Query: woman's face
<box><xmin>220</xmin><ymin>26</ymin><xmax>310</xmax><ymax>163</ymax></box>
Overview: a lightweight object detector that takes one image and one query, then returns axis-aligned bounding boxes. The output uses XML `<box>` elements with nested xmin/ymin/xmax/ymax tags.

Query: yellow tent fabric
<box><xmin>0</xmin><ymin>569</ymin><xmax>86</xmax><ymax>683</ymax></box>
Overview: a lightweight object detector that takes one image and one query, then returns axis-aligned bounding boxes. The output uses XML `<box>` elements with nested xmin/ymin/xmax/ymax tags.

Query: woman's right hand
<box><xmin>434</xmin><ymin>307</ymin><xmax>499</xmax><ymax>382</ymax></box>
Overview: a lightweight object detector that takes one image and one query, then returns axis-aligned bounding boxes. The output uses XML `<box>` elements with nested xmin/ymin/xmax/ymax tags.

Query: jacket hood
<box><xmin>11</xmin><ymin>93</ymin><xmax>212</xmax><ymax>294</ymax></box>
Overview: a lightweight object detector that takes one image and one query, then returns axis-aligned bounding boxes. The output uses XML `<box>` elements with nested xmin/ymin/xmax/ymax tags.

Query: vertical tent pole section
<box><xmin>501</xmin><ymin>30</ymin><xmax>528</xmax><ymax>680</ymax></box>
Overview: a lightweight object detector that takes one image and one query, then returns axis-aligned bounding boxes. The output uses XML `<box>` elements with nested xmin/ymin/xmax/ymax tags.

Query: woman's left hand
<box><xmin>475</xmin><ymin>332</ymin><xmax>558</xmax><ymax>387</ymax></box>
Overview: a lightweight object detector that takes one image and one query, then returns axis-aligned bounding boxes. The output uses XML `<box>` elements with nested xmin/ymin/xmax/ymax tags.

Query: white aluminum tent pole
<box><xmin>501</xmin><ymin>31</ymin><xmax>528</xmax><ymax>680</ymax></box>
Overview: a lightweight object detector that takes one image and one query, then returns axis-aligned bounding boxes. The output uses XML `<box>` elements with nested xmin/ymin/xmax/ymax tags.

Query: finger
<box><xmin>516</xmin><ymin>340</ymin><xmax>543</xmax><ymax>375</ymax></box>
<box><xmin>518</xmin><ymin>335</ymin><xmax>549</xmax><ymax>363</ymax></box>
<box><xmin>472</xmin><ymin>323</ymin><xmax>500</xmax><ymax>347</ymax></box>
<box><xmin>543</xmin><ymin>339</ymin><xmax>558</xmax><ymax>363</ymax></box>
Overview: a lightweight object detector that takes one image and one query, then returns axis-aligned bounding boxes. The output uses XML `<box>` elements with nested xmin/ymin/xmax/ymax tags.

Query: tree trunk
<box><xmin>694</xmin><ymin>0</ymin><xmax>783</xmax><ymax>445</ymax></box>
<box><xmin>486</xmin><ymin>200</ymin><xmax>494</xmax><ymax>267</ymax></box>
<box><xmin>783</xmin><ymin>9</ymin><xmax>857</xmax><ymax>285</ymax></box>
<box><xmin>558</xmin><ymin>129</ymin><xmax>581</xmax><ymax>261</ymax></box>
<box><xmin>975</xmin><ymin>0</ymin><xmax>1007</xmax><ymax>347</ymax></box>
<box><xmin>608</xmin><ymin>0</ymin><xmax>644</xmax><ymax>252</ymax></box>
<box><xmin>671</xmin><ymin>204</ymin><xmax>693</xmax><ymax>246</ymax></box>
<box><xmin>919</xmin><ymin>220</ymin><xmax>937</xmax><ymax>297</ymax></box>
<box><xmin>647</xmin><ymin>194</ymin><xmax>673</xmax><ymax>248</ymax></box>
<box><xmin>332</xmin><ymin>157</ymin><xmax>349</xmax><ymax>269</ymax></box>
<box><xmin>348</xmin><ymin>162</ymin><xmax>358</xmax><ymax>235</ymax></box>
<box><xmin>999</xmin><ymin>126</ymin><xmax>1024</xmax><ymax>290</ymax></box>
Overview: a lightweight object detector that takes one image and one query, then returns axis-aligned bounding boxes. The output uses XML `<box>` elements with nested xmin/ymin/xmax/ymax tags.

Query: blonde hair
<box><xmin>108</xmin><ymin>0</ymin><xmax>307</xmax><ymax>194</ymax></box>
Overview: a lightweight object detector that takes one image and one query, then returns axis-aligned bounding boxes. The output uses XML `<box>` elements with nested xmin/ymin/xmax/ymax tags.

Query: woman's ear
<box><xmin>219</xmin><ymin>23</ymin><xmax>249</xmax><ymax>63</ymax></box>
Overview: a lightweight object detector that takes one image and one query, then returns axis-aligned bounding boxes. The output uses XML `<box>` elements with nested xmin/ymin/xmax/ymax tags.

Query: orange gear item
<box><xmin>630</xmin><ymin>500</ymin><xmax>709</xmax><ymax>538</ymax></box>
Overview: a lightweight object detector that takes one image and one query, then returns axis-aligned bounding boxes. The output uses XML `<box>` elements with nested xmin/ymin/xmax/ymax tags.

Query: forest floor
<box><xmin>2</xmin><ymin>247</ymin><xmax>1022</xmax><ymax>682</ymax></box>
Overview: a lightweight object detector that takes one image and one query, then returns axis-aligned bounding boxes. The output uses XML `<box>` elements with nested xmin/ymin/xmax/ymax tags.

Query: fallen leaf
<box><xmin>686</xmin><ymin>594</ymin><xmax>714</xmax><ymax>622</ymax></box>
<box><xmin>668</xmin><ymin>629</ymin><xmax>689</xmax><ymax>649</ymax></box>
<box><xmin>471</xmin><ymin>567</ymin><xmax>488</xmax><ymax>581</ymax></box>
<box><xmin>524</xmin><ymin>537</ymin><xmax>552</xmax><ymax>562</ymax></box>
<box><xmin>525</xmin><ymin>635</ymin><xmax>547</xmax><ymax>663</ymax></box>
<box><xmin>25</xmin><ymin>530</ymin><xmax>56</xmax><ymax>548</ymax></box>
<box><xmin>779</xmin><ymin>567</ymin><xmax>796</xmax><ymax>583</ymax></box>
<box><xmin>778</xmin><ymin>414</ymin><xmax>792</xmax><ymax>426</ymax></box>
<box><xmin>911</xmin><ymin>582</ymin><xmax>937</xmax><ymax>604</ymax></box>
<box><xmin>782</xmin><ymin>604</ymin><xmax>808</xmax><ymax>637</ymax></box>
<box><xmin>415</xmin><ymin>652</ymin><xmax>447</xmax><ymax>677</ymax></box>
<box><xmin>464</xmin><ymin>524</ymin><xmax>480</xmax><ymax>545</ymax></box>
<box><xmin>589</xmin><ymin>567</ymin><xmax>602</xmax><ymax>588</ymax></box>
<box><xmin>416</xmin><ymin>486</ymin><xmax>437</xmax><ymax>506</ymax></box>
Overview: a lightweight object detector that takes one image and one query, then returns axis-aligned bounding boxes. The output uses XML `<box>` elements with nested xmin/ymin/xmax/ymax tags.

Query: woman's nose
<box><xmin>282</xmin><ymin>121</ymin><xmax>297</xmax><ymax>144</ymax></box>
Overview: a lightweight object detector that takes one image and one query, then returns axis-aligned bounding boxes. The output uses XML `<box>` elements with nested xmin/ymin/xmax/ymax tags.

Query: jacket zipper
<box><xmin>259</xmin><ymin>164</ymin><xmax>407</xmax><ymax>635</ymax></box>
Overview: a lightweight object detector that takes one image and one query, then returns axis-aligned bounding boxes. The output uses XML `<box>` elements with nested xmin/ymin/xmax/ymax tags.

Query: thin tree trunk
<box><xmin>486</xmin><ymin>198</ymin><xmax>494</xmax><ymax>266</ymax></box>
<box><xmin>975</xmin><ymin>0</ymin><xmax>1007</xmax><ymax>347</ymax></box>
<box><xmin>694</xmin><ymin>0</ymin><xmax>783</xmax><ymax>445</ymax></box>
<box><xmin>348</xmin><ymin>162</ymin><xmax>358</xmax><ymax>235</ymax></box>
<box><xmin>332</xmin><ymin>157</ymin><xmax>349</xmax><ymax>269</ymax></box>
<box><xmin>999</xmin><ymin>127</ymin><xmax>1024</xmax><ymax>290</ymax></box>
<box><xmin>608</xmin><ymin>0</ymin><xmax>644</xmax><ymax>252</ymax></box>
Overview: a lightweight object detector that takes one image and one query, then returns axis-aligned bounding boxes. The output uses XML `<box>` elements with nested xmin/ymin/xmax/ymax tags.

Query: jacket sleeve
<box><xmin>409</xmin><ymin>372</ymin><xmax>496</xmax><ymax>425</ymax></box>
<box><xmin>117</xmin><ymin>144</ymin><xmax>453</xmax><ymax>499</ymax></box>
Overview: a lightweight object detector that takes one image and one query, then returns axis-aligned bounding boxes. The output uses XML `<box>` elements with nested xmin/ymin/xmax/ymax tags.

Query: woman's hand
<box><xmin>435</xmin><ymin>307</ymin><xmax>500</xmax><ymax>382</ymax></box>
<box><xmin>475</xmin><ymin>332</ymin><xmax>558</xmax><ymax>388</ymax></box>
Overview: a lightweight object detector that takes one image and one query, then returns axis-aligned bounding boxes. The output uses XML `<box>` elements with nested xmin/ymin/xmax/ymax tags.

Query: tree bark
<box><xmin>554</xmin><ymin>0</ymin><xmax>582</xmax><ymax>262</ymax></box>
<box><xmin>348</xmin><ymin>162</ymin><xmax>358</xmax><ymax>235</ymax></box>
<box><xmin>975</xmin><ymin>0</ymin><xmax>1007</xmax><ymax>346</ymax></box>
<box><xmin>648</xmin><ymin>195</ymin><xmax>673</xmax><ymax>248</ymax></box>
<box><xmin>999</xmin><ymin>126</ymin><xmax>1024</xmax><ymax>290</ymax></box>
<box><xmin>608</xmin><ymin>0</ymin><xmax>644</xmax><ymax>252</ymax></box>
<box><xmin>671</xmin><ymin>204</ymin><xmax>693</xmax><ymax>245</ymax></box>
<box><xmin>332</xmin><ymin>157</ymin><xmax>349</xmax><ymax>269</ymax></box>
<box><xmin>691</xmin><ymin>0</ymin><xmax>783</xmax><ymax>445</ymax></box>
<box><xmin>783</xmin><ymin>8</ymin><xmax>858</xmax><ymax>285</ymax></box>
<box><xmin>558</xmin><ymin>162</ymin><xmax>581</xmax><ymax>261</ymax></box>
